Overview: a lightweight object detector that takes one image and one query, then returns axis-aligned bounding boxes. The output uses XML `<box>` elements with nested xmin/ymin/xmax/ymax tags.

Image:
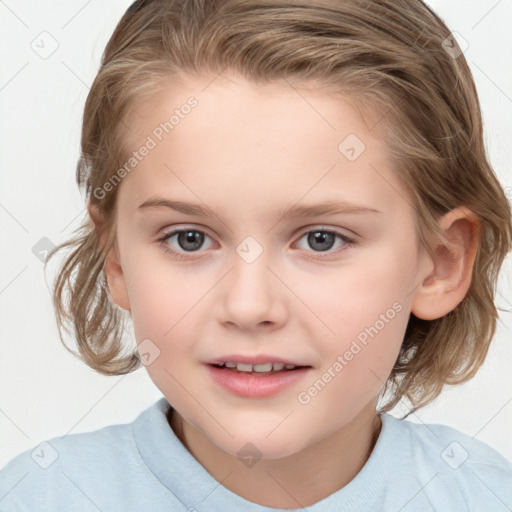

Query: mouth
<box><xmin>209</xmin><ymin>361</ymin><xmax>309</xmax><ymax>375</ymax></box>
<box><xmin>205</xmin><ymin>358</ymin><xmax>312</xmax><ymax>398</ymax></box>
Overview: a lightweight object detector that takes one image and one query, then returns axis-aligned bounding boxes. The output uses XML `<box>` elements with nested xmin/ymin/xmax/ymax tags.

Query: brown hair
<box><xmin>46</xmin><ymin>0</ymin><xmax>512</xmax><ymax>414</ymax></box>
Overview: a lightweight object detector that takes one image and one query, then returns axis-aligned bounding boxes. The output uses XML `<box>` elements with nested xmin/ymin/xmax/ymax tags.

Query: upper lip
<box><xmin>205</xmin><ymin>354</ymin><xmax>310</xmax><ymax>366</ymax></box>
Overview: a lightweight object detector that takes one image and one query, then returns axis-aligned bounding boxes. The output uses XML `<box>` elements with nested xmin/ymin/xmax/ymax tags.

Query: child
<box><xmin>1</xmin><ymin>0</ymin><xmax>511</xmax><ymax>510</ymax></box>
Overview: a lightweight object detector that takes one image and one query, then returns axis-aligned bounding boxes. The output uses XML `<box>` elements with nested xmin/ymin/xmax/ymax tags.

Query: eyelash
<box><xmin>156</xmin><ymin>226</ymin><xmax>356</xmax><ymax>261</ymax></box>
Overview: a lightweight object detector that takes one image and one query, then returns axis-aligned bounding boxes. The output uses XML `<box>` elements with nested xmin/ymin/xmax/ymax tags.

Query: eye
<box><xmin>156</xmin><ymin>226</ymin><xmax>356</xmax><ymax>261</ymax></box>
<box><xmin>295</xmin><ymin>228</ymin><xmax>355</xmax><ymax>255</ymax></box>
<box><xmin>157</xmin><ymin>228</ymin><xmax>215</xmax><ymax>259</ymax></box>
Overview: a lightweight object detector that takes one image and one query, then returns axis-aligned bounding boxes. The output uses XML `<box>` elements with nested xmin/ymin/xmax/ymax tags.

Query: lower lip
<box><xmin>206</xmin><ymin>365</ymin><xmax>311</xmax><ymax>398</ymax></box>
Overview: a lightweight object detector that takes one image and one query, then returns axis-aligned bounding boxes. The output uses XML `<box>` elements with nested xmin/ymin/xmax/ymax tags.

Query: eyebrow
<box><xmin>137</xmin><ymin>197</ymin><xmax>382</xmax><ymax>219</ymax></box>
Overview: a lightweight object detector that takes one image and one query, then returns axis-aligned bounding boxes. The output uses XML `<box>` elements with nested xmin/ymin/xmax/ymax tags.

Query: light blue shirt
<box><xmin>1</xmin><ymin>397</ymin><xmax>511</xmax><ymax>511</ymax></box>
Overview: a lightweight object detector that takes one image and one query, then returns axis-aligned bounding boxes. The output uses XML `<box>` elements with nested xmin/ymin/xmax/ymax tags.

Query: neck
<box><xmin>167</xmin><ymin>402</ymin><xmax>382</xmax><ymax>509</ymax></box>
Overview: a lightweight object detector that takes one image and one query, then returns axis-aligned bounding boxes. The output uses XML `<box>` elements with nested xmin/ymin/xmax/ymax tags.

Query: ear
<box><xmin>87</xmin><ymin>202</ymin><xmax>131</xmax><ymax>312</ymax></box>
<box><xmin>411</xmin><ymin>207</ymin><xmax>480</xmax><ymax>321</ymax></box>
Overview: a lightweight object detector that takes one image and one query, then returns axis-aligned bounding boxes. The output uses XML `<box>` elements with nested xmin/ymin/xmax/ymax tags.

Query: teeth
<box><xmin>253</xmin><ymin>363</ymin><xmax>273</xmax><ymax>372</ymax></box>
<box><xmin>236</xmin><ymin>363</ymin><xmax>253</xmax><ymax>372</ymax></box>
<box><xmin>218</xmin><ymin>362</ymin><xmax>298</xmax><ymax>372</ymax></box>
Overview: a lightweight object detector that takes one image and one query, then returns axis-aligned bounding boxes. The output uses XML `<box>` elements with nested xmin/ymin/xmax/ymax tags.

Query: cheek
<box><xmin>299</xmin><ymin>246</ymin><xmax>413</xmax><ymax>392</ymax></box>
<box><xmin>123</xmin><ymin>252</ymin><xmax>218</xmax><ymax>381</ymax></box>
<box><xmin>123</xmin><ymin>256</ymin><xmax>206</xmax><ymax>402</ymax></box>
<box><xmin>122</xmin><ymin>245</ymin><xmax>203</xmax><ymax>336</ymax></box>
<box><xmin>297</xmin><ymin>300</ymin><xmax>409</xmax><ymax>426</ymax></box>
<box><xmin>303</xmin><ymin>249</ymin><xmax>411</xmax><ymax>341</ymax></box>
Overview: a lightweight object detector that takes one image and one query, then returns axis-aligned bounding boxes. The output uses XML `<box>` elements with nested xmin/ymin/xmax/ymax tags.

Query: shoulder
<box><xmin>382</xmin><ymin>413</ymin><xmax>512</xmax><ymax>510</ymax></box>
<box><xmin>1</xmin><ymin>417</ymin><xmax>135</xmax><ymax>470</ymax></box>
<box><xmin>0</xmin><ymin>422</ymin><xmax>133</xmax><ymax>509</ymax></box>
<box><xmin>389</xmin><ymin>414</ymin><xmax>512</xmax><ymax>473</ymax></box>
<box><xmin>0</xmin><ymin>400</ymin><xmax>168</xmax><ymax>512</ymax></box>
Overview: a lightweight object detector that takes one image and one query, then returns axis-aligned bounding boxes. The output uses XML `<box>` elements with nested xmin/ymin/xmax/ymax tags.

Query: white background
<box><xmin>1</xmin><ymin>0</ymin><xmax>511</xmax><ymax>468</ymax></box>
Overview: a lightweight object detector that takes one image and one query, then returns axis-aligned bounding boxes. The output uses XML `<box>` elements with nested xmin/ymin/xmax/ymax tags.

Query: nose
<box><xmin>216</xmin><ymin>247</ymin><xmax>288</xmax><ymax>331</ymax></box>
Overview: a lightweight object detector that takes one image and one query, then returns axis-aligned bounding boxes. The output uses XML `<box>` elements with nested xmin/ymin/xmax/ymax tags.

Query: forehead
<box><xmin>118</xmin><ymin>74</ymin><xmax>411</xmax><ymax>219</ymax></box>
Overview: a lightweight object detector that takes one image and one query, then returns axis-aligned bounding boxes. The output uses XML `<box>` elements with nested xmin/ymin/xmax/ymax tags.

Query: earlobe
<box><xmin>411</xmin><ymin>207</ymin><xmax>480</xmax><ymax>321</ymax></box>
<box><xmin>104</xmin><ymin>244</ymin><xmax>131</xmax><ymax>311</ymax></box>
<box><xmin>87</xmin><ymin>202</ymin><xmax>131</xmax><ymax>311</ymax></box>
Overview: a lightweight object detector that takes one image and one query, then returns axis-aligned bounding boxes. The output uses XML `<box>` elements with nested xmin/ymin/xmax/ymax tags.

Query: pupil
<box><xmin>178</xmin><ymin>231</ymin><xmax>204</xmax><ymax>251</ymax></box>
<box><xmin>308</xmin><ymin>231</ymin><xmax>335</xmax><ymax>251</ymax></box>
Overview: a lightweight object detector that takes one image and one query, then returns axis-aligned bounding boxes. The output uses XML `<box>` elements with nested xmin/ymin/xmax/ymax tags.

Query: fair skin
<box><xmin>90</xmin><ymin>74</ymin><xmax>479</xmax><ymax>508</ymax></box>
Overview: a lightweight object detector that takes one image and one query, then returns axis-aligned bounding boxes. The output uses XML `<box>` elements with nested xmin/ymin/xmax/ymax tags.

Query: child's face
<box><xmin>109</xmin><ymin>74</ymin><xmax>433</xmax><ymax>458</ymax></box>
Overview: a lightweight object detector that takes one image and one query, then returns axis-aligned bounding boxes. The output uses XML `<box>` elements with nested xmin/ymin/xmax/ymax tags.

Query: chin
<box><xmin>172</xmin><ymin>398</ymin><xmax>321</xmax><ymax>460</ymax></box>
<box><xmin>220</xmin><ymin>435</ymin><xmax>306</xmax><ymax>461</ymax></box>
<box><xmin>211</xmin><ymin>420</ymin><xmax>314</xmax><ymax>461</ymax></box>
